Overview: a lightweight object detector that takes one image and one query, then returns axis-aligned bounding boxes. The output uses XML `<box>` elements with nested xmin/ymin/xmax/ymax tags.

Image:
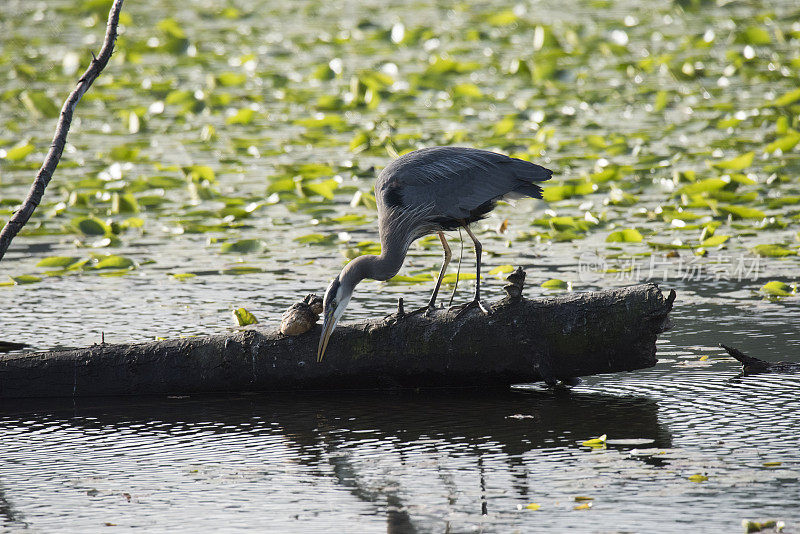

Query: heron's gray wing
<box><xmin>376</xmin><ymin>146</ymin><xmax>552</xmax><ymax>222</ymax></box>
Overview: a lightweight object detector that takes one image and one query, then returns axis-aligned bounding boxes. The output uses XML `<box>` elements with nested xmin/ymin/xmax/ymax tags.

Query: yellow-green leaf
<box><xmin>582</xmin><ymin>434</ymin><xmax>607</xmax><ymax>447</ymax></box>
<box><xmin>606</xmin><ymin>228</ymin><xmax>643</xmax><ymax>243</ymax></box>
<box><xmin>742</xmin><ymin>520</ymin><xmax>782</xmax><ymax>533</ymax></box>
<box><xmin>772</xmin><ymin>87</ymin><xmax>800</xmax><ymax>107</ymax></box>
<box><xmin>488</xmin><ymin>265</ymin><xmax>516</xmax><ymax>275</ymax></box>
<box><xmin>220</xmin><ymin>239</ymin><xmax>266</xmax><ymax>254</ymax></box>
<box><xmin>759</xmin><ymin>281</ymin><xmax>795</xmax><ymax>297</ymax></box>
<box><xmin>4</xmin><ymin>143</ymin><xmax>35</xmax><ymax>161</ymax></box>
<box><xmin>701</xmin><ymin>235</ymin><xmax>729</xmax><ymax>247</ymax></box>
<box><xmin>36</xmin><ymin>256</ymin><xmax>80</xmax><ymax>268</ymax></box>
<box><xmin>91</xmin><ymin>255</ymin><xmax>135</xmax><ymax>270</ymax></box>
<box><xmin>709</xmin><ymin>152</ymin><xmax>754</xmax><ymax>171</ymax></box>
<box><xmin>752</xmin><ymin>244</ymin><xmax>796</xmax><ymax>257</ymax></box>
<box><xmin>232</xmin><ymin>307</ymin><xmax>259</xmax><ymax>326</ymax></box>
<box><xmin>718</xmin><ymin>205</ymin><xmax>765</xmax><ymax>220</ymax></box>
<box><xmin>11</xmin><ymin>274</ymin><xmax>42</xmax><ymax>285</ymax></box>
<box><xmin>226</xmin><ymin>108</ymin><xmax>256</xmax><ymax>125</ymax></box>
<box><xmin>765</xmin><ymin>132</ymin><xmax>800</xmax><ymax>154</ymax></box>
<box><xmin>688</xmin><ymin>474</ymin><xmax>708</xmax><ymax>483</ymax></box>
<box><xmin>542</xmin><ymin>278</ymin><xmax>569</xmax><ymax>290</ymax></box>
<box><xmin>73</xmin><ymin>217</ymin><xmax>111</xmax><ymax>236</ymax></box>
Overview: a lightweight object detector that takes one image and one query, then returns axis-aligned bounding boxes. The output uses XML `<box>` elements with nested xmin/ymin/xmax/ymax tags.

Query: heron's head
<box><xmin>317</xmin><ymin>274</ymin><xmax>354</xmax><ymax>361</ymax></box>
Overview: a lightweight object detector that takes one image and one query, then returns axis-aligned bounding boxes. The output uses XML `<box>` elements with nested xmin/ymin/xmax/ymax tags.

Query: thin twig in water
<box><xmin>0</xmin><ymin>0</ymin><xmax>125</xmax><ymax>262</ymax></box>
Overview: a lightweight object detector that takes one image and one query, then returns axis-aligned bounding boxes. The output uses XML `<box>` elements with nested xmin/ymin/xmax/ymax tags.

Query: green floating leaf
<box><xmin>157</xmin><ymin>17</ymin><xmax>186</xmax><ymax>39</ymax></box>
<box><xmin>73</xmin><ymin>217</ymin><xmax>111</xmax><ymax>236</ymax></box>
<box><xmin>688</xmin><ymin>474</ymin><xmax>708</xmax><ymax>483</ymax></box>
<box><xmin>654</xmin><ymin>90</ymin><xmax>670</xmax><ymax>112</ymax></box>
<box><xmin>184</xmin><ymin>165</ymin><xmax>216</xmax><ymax>183</ymax></box>
<box><xmin>581</xmin><ymin>434</ymin><xmax>607</xmax><ymax>447</ymax></box>
<box><xmin>737</xmin><ymin>26</ymin><xmax>771</xmax><ymax>45</ymax></box>
<box><xmin>771</xmin><ymin>87</ymin><xmax>800</xmax><ymax>107</ymax></box>
<box><xmin>171</xmin><ymin>273</ymin><xmax>196</xmax><ymax>281</ymax></box>
<box><xmin>220</xmin><ymin>239</ymin><xmax>266</xmax><ymax>254</ymax></box>
<box><xmin>232</xmin><ymin>307</ymin><xmax>259</xmax><ymax>326</ymax></box>
<box><xmin>759</xmin><ymin>281</ymin><xmax>795</xmax><ymax>297</ymax></box>
<box><xmin>221</xmin><ymin>266</ymin><xmax>264</xmax><ymax>275</ymax></box>
<box><xmin>542</xmin><ymin>182</ymin><xmax>597</xmax><ymax>202</ymax></box>
<box><xmin>36</xmin><ymin>256</ymin><xmax>80</xmax><ymax>268</ymax></box>
<box><xmin>3</xmin><ymin>143</ymin><xmax>35</xmax><ymax>161</ymax></box>
<box><xmin>486</xmin><ymin>9</ymin><xmax>518</xmax><ymax>25</ymax></box>
<box><xmin>216</xmin><ymin>72</ymin><xmax>247</xmax><ymax>87</ymax></box>
<box><xmin>709</xmin><ymin>152</ymin><xmax>754</xmax><ymax>171</ymax></box>
<box><xmin>678</xmin><ymin>178</ymin><xmax>728</xmax><ymax>195</ymax></box>
<box><xmin>752</xmin><ymin>244</ymin><xmax>797</xmax><ymax>257</ymax></box>
<box><xmin>718</xmin><ymin>205</ymin><xmax>765</xmax><ymax>220</ymax></box>
<box><xmin>606</xmin><ymin>228</ymin><xmax>643</xmax><ymax>243</ymax></box>
<box><xmin>764</xmin><ymin>132</ymin><xmax>800</xmax><ymax>154</ymax></box>
<box><xmin>303</xmin><ymin>179</ymin><xmax>339</xmax><ymax>200</ymax></box>
<box><xmin>293</xmin><ymin>233</ymin><xmax>336</xmax><ymax>245</ymax></box>
<box><xmin>226</xmin><ymin>108</ymin><xmax>256</xmax><ymax>125</ymax></box>
<box><xmin>90</xmin><ymin>255</ymin><xmax>135</xmax><ymax>270</ymax></box>
<box><xmin>111</xmin><ymin>192</ymin><xmax>140</xmax><ymax>214</ymax></box>
<box><xmin>11</xmin><ymin>274</ymin><xmax>42</xmax><ymax>285</ymax></box>
<box><xmin>488</xmin><ymin>264</ymin><xmax>516</xmax><ymax>275</ymax></box>
<box><xmin>451</xmin><ymin>83</ymin><xmax>483</xmax><ymax>98</ymax></box>
<box><xmin>541</xmin><ymin>278</ymin><xmax>570</xmax><ymax>290</ymax></box>
<box><xmin>20</xmin><ymin>90</ymin><xmax>60</xmax><ymax>118</ymax></box>
<box><xmin>648</xmin><ymin>241</ymin><xmax>690</xmax><ymax>250</ymax></box>
<box><xmin>494</xmin><ymin>116</ymin><xmax>516</xmax><ymax>136</ymax></box>
<box><xmin>108</xmin><ymin>144</ymin><xmax>140</xmax><ymax>161</ymax></box>
<box><xmin>742</xmin><ymin>520</ymin><xmax>783</xmax><ymax>534</ymax></box>
<box><xmin>441</xmin><ymin>272</ymin><xmax>476</xmax><ymax>284</ymax></box>
<box><xmin>387</xmin><ymin>273</ymin><xmax>431</xmax><ymax>284</ymax></box>
<box><xmin>349</xmin><ymin>131</ymin><xmax>370</xmax><ymax>153</ymax></box>
<box><xmin>701</xmin><ymin>235</ymin><xmax>729</xmax><ymax>247</ymax></box>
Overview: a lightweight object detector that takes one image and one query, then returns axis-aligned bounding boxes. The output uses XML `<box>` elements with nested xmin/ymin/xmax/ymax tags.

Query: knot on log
<box><xmin>502</xmin><ymin>267</ymin><xmax>526</xmax><ymax>299</ymax></box>
<box><xmin>280</xmin><ymin>294</ymin><xmax>323</xmax><ymax>336</ymax></box>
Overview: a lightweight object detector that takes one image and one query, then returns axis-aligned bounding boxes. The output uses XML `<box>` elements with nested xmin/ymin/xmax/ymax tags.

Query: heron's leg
<box><xmin>455</xmin><ymin>224</ymin><xmax>491</xmax><ymax>316</ymax></box>
<box><xmin>447</xmin><ymin>227</ymin><xmax>464</xmax><ymax>307</ymax></box>
<box><xmin>426</xmin><ymin>232</ymin><xmax>451</xmax><ymax>310</ymax></box>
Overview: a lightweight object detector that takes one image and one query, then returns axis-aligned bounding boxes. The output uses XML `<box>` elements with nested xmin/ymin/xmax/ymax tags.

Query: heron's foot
<box><xmin>453</xmin><ymin>298</ymin><xmax>492</xmax><ymax>318</ymax></box>
<box><xmin>406</xmin><ymin>304</ymin><xmax>440</xmax><ymax>318</ymax></box>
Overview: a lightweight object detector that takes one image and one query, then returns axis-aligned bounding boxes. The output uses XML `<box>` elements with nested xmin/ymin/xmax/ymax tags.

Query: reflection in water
<box><xmin>2</xmin><ymin>371</ymin><xmax>800</xmax><ymax>532</ymax></box>
<box><xmin>0</xmin><ymin>390</ymin><xmax>667</xmax><ymax>532</ymax></box>
<box><xmin>0</xmin><ymin>483</ymin><xmax>25</xmax><ymax>530</ymax></box>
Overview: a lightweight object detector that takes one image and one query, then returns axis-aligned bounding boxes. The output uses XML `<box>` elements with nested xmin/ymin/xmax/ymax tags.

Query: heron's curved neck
<box><xmin>341</xmin><ymin>243</ymin><xmax>408</xmax><ymax>286</ymax></box>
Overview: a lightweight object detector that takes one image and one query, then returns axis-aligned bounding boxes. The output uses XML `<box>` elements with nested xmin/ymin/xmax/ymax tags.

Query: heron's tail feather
<box><xmin>511</xmin><ymin>182</ymin><xmax>544</xmax><ymax>199</ymax></box>
<box><xmin>506</xmin><ymin>159</ymin><xmax>553</xmax><ymax>199</ymax></box>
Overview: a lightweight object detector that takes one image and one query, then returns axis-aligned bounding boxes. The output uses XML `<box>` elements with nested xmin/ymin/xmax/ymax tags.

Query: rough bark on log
<box><xmin>0</xmin><ymin>282</ymin><xmax>674</xmax><ymax>398</ymax></box>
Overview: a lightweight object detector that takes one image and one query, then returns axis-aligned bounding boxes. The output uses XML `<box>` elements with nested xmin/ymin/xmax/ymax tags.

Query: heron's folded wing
<box><xmin>377</xmin><ymin>146</ymin><xmax>552</xmax><ymax>221</ymax></box>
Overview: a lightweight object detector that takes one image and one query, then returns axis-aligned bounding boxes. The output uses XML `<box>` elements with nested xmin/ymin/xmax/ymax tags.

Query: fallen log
<box><xmin>0</xmin><ymin>270</ymin><xmax>675</xmax><ymax>398</ymax></box>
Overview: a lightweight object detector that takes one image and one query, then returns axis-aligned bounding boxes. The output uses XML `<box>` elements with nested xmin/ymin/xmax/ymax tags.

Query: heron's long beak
<box><xmin>317</xmin><ymin>308</ymin><xmax>336</xmax><ymax>362</ymax></box>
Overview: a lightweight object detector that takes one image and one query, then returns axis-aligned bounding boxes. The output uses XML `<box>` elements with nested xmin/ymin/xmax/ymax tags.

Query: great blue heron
<box><xmin>317</xmin><ymin>146</ymin><xmax>552</xmax><ymax>360</ymax></box>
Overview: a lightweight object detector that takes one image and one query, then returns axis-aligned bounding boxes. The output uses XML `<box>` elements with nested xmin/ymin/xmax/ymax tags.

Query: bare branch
<box><xmin>0</xmin><ymin>0</ymin><xmax>125</xmax><ymax>262</ymax></box>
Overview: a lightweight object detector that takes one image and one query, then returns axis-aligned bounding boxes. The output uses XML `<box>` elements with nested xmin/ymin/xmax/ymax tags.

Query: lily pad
<box><xmin>232</xmin><ymin>307</ymin><xmax>259</xmax><ymax>326</ymax></box>
<box><xmin>220</xmin><ymin>239</ymin><xmax>267</xmax><ymax>254</ymax></box>
<box><xmin>606</xmin><ymin>228</ymin><xmax>643</xmax><ymax>243</ymax></box>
